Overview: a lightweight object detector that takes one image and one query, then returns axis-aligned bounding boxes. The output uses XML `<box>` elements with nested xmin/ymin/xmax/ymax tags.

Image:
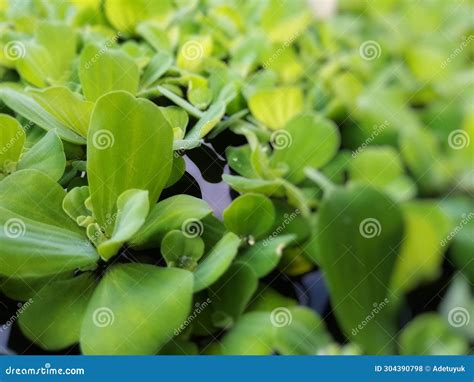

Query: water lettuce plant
<box><xmin>0</xmin><ymin>0</ymin><xmax>472</xmax><ymax>355</ymax></box>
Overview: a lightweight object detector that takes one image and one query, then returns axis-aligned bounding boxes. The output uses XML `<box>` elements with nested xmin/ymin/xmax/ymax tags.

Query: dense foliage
<box><xmin>0</xmin><ymin>0</ymin><xmax>472</xmax><ymax>355</ymax></box>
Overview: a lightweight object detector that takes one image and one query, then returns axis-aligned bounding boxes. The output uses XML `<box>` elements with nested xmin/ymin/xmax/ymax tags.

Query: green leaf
<box><xmin>0</xmin><ymin>88</ymin><xmax>86</xmax><ymax>144</ymax></box>
<box><xmin>19</xmin><ymin>273</ymin><xmax>96</xmax><ymax>350</ymax></box>
<box><xmin>210</xmin><ymin>262</ymin><xmax>258</xmax><ymax>328</ymax></box>
<box><xmin>316</xmin><ymin>184</ymin><xmax>404</xmax><ymax>354</ymax></box>
<box><xmin>104</xmin><ymin>0</ymin><xmax>173</xmax><ymax>34</ymax></box>
<box><xmin>223</xmin><ymin>193</ymin><xmax>276</xmax><ymax>239</ymax></box>
<box><xmin>223</xmin><ymin>174</ymin><xmax>285</xmax><ymax>196</ymax></box>
<box><xmin>185</xmin><ymin>101</ymin><xmax>226</xmax><ymax>140</ymax></box>
<box><xmin>165</xmin><ymin>155</ymin><xmax>186</xmax><ymax>188</ymax></box>
<box><xmin>16</xmin><ymin>22</ymin><xmax>76</xmax><ymax>86</ymax></box>
<box><xmin>0</xmin><ymin>113</ymin><xmax>24</xmax><ymax>172</ymax></box>
<box><xmin>217</xmin><ymin>311</ymin><xmax>274</xmax><ymax>355</ymax></box>
<box><xmin>79</xmin><ymin>45</ymin><xmax>140</xmax><ymax>101</ymax></box>
<box><xmin>247</xmin><ymin>285</ymin><xmax>298</xmax><ymax>313</ymax></box>
<box><xmin>261</xmin><ymin>0</ymin><xmax>311</xmax><ymax>43</ymax></box>
<box><xmin>238</xmin><ymin>234</ymin><xmax>296</xmax><ymax>277</ymax></box>
<box><xmin>81</xmin><ymin>264</ymin><xmax>193</xmax><ymax>355</ymax></box>
<box><xmin>62</xmin><ymin>186</ymin><xmax>91</xmax><ymax>226</ymax></box>
<box><xmin>349</xmin><ymin>147</ymin><xmax>416</xmax><ymax>202</ymax></box>
<box><xmin>248</xmin><ymin>87</ymin><xmax>303</xmax><ymax>130</ymax></box>
<box><xmin>399</xmin><ymin>313</ymin><xmax>468</xmax><ymax>355</ymax></box>
<box><xmin>0</xmin><ymin>170</ymin><xmax>98</xmax><ymax>277</ymax></box>
<box><xmin>140</xmin><ymin>52</ymin><xmax>173</xmax><ymax>89</ymax></box>
<box><xmin>29</xmin><ymin>86</ymin><xmax>94</xmax><ymax>137</ymax></box>
<box><xmin>17</xmin><ymin>130</ymin><xmax>66</xmax><ymax>181</ymax></box>
<box><xmin>161</xmin><ymin>229</ymin><xmax>205</xmax><ymax>271</ymax></box>
<box><xmin>136</xmin><ymin>21</ymin><xmax>172</xmax><ymax>52</ymax></box>
<box><xmin>87</xmin><ymin>91</ymin><xmax>173</xmax><ymax>234</ymax></box>
<box><xmin>391</xmin><ymin>201</ymin><xmax>451</xmax><ymax>293</ymax></box>
<box><xmin>439</xmin><ymin>274</ymin><xmax>474</xmax><ymax>342</ymax></box>
<box><xmin>98</xmin><ymin>189</ymin><xmax>150</xmax><ymax>260</ymax></box>
<box><xmin>160</xmin><ymin>106</ymin><xmax>189</xmax><ymax>135</ymax></box>
<box><xmin>226</xmin><ymin>145</ymin><xmax>256</xmax><ymax>178</ymax></box>
<box><xmin>271</xmin><ymin>113</ymin><xmax>340</xmax><ymax>184</ymax></box>
<box><xmin>193</xmin><ymin>232</ymin><xmax>241</xmax><ymax>292</ymax></box>
<box><xmin>130</xmin><ymin>195</ymin><xmax>212</xmax><ymax>249</ymax></box>
<box><xmin>273</xmin><ymin>307</ymin><xmax>332</xmax><ymax>355</ymax></box>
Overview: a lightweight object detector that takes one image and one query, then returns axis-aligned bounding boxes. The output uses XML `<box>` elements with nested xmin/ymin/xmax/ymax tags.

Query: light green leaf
<box><xmin>223</xmin><ymin>193</ymin><xmax>276</xmax><ymax>239</ymax></box>
<box><xmin>161</xmin><ymin>230</ymin><xmax>204</xmax><ymax>271</ymax></box>
<box><xmin>141</xmin><ymin>52</ymin><xmax>173</xmax><ymax>89</ymax></box>
<box><xmin>399</xmin><ymin>313</ymin><xmax>468</xmax><ymax>355</ymax></box>
<box><xmin>130</xmin><ymin>195</ymin><xmax>212</xmax><ymax>249</ymax></box>
<box><xmin>217</xmin><ymin>311</ymin><xmax>274</xmax><ymax>355</ymax></box>
<box><xmin>87</xmin><ymin>91</ymin><xmax>173</xmax><ymax>234</ymax></box>
<box><xmin>248</xmin><ymin>87</ymin><xmax>303</xmax><ymax>130</ymax></box>
<box><xmin>104</xmin><ymin>0</ymin><xmax>173</xmax><ymax>34</ymax></box>
<box><xmin>16</xmin><ymin>22</ymin><xmax>76</xmax><ymax>86</ymax></box>
<box><xmin>193</xmin><ymin>232</ymin><xmax>241</xmax><ymax>292</ymax></box>
<box><xmin>17</xmin><ymin>130</ymin><xmax>66</xmax><ymax>181</ymax></box>
<box><xmin>391</xmin><ymin>201</ymin><xmax>451</xmax><ymax>293</ymax></box>
<box><xmin>238</xmin><ymin>234</ymin><xmax>295</xmax><ymax>277</ymax></box>
<box><xmin>136</xmin><ymin>21</ymin><xmax>173</xmax><ymax>52</ymax></box>
<box><xmin>0</xmin><ymin>114</ymin><xmax>24</xmax><ymax>172</ymax></box>
<box><xmin>81</xmin><ymin>264</ymin><xmax>193</xmax><ymax>355</ymax></box>
<box><xmin>274</xmin><ymin>307</ymin><xmax>332</xmax><ymax>355</ymax></box>
<box><xmin>0</xmin><ymin>170</ymin><xmax>98</xmax><ymax>277</ymax></box>
<box><xmin>160</xmin><ymin>106</ymin><xmax>189</xmax><ymax>134</ymax></box>
<box><xmin>19</xmin><ymin>273</ymin><xmax>96</xmax><ymax>350</ymax></box>
<box><xmin>98</xmin><ymin>189</ymin><xmax>150</xmax><ymax>260</ymax></box>
<box><xmin>439</xmin><ymin>274</ymin><xmax>474</xmax><ymax>342</ymax></box>
<box><xmin>79</xmin><ymin>45</ymin><xmax>140</xmax><ymax>101</ymax></box>
<box><xmin>0</xmin><ymin>88</ymin><xmax>86</xmax><ymax>144</ymax></box>
<box><xmin>62</xmin><ymin>186</ymin><xmax>91</xmax><ymax>226</ymax></box>
<box><xmin>349</xmin><ymin>146</ymin><xmax>416</xmax><ymax>201</ymax></box>
<box><xmin>30</xmin><ymin>86</ymin><xmax>93</xmax><ymax>137</ymax></box>
<box><xmin>185</xmin><ymin>101</ymin><xmax>226</xmax><ymax>140</ymax></box>
<box><xmin>226</xmin><ymin>145</ymin><xmax>256</xmax><ymax>178</ymax></box>
<box><xmin>223</xmin><ymin>174</ymin><xmax>285</xmax><ymax>196</ymax></box>
<box><xmin>272</xmin><ymin>113</ymin><xmax>340</xmax><ymax>184</ymax></box>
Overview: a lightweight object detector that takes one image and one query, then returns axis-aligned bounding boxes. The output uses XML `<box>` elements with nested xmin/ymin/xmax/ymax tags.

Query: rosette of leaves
<box><xmin>0</xmin><ymin>91</ymin><xmax>225</xmax><ymax>354</ymax></box>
